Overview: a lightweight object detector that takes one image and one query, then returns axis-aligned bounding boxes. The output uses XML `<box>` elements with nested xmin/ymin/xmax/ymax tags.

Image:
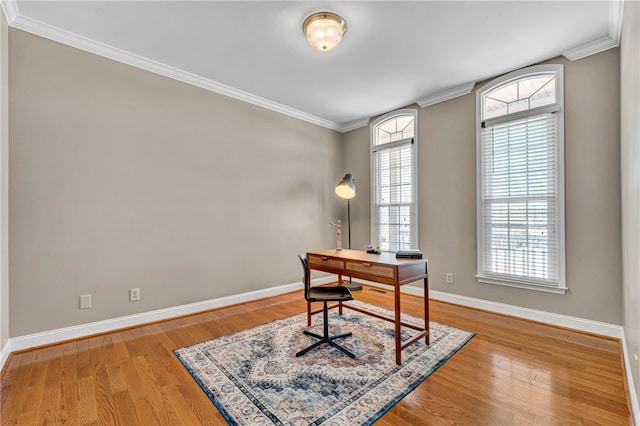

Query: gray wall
<box><xmin>0</xmin><ymin>12</ymin><xmax>8</xmax><ymax>352</ymax></box>
<box><xmin>344</xmin><ymin>50</ymin><xmax>622</xmax><ymax>325</ymax></box>
<box><xmin>3</xmin><ymin>22</ymin><xmax>625</xmax><ymax>339</ymax></box>
<box><xmin>8</xmin><ymin>29</ymin><xmax>344</xmax><ymax>336</ymax></box>
<box><xmin>621</xmin><ymin>0</ymin><xmax>640</xmax><ymax>402</ymax></box>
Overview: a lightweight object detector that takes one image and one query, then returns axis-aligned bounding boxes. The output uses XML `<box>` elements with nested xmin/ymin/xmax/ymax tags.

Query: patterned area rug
<box><xmin>174</xmin><ymin>300</ymin><xmax>474</xmax><ymax>425</ymax></box>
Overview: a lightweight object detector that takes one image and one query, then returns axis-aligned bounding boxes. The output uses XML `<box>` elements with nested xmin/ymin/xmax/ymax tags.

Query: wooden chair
<box><xmin>296</xmin><ymin>253</ymin><xmax>356</xmax><ymax>358</ymax></box>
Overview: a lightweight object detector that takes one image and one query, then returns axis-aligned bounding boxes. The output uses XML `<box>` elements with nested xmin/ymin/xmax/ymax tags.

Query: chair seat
<box><xmin>307</xmin><ymin>286</ymin><xmax>354</xmax><ymax>303</ymax></box>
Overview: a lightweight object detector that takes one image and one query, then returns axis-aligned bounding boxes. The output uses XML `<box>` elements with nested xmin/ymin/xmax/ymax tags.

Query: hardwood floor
<box><xmin>0</xmin><ymin>285</ymin><xmax>632</xmax><ymax>425</ymax></box>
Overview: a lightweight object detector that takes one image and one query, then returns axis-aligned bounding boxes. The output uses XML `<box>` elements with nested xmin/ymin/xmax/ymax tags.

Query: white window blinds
<box><xmin>372</xmin><ymin>138</ymin><xmax>416</xmax><ymax>252</ymax></box>
<box><xmin>479</xmin><ymin>113</ymin><xmax>560</xmax><ymax>286</ymax></box>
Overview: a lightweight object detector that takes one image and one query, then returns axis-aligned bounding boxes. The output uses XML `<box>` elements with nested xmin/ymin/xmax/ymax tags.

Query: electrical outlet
<box><xmin>79</xmin><ymin>294</ymin><xmax>92</xmax><ymax>309</ymax></box>
<box><xmin>129</xmin><ymin>288</ymin><xmax>140</xmax><ymax>302</ymax></box>
<box><xmin>446</xmin><ymin>273</ymin><xmax>454</xmax><ymax>284</ymax></box>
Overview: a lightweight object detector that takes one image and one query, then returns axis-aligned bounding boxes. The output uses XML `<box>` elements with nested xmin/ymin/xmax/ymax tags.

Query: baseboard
<box><xmin>5</xmin><ymin>281</ymin><xmax>623</xmax><ymax>345</ymax></box>
<box><xmin>7</xmin><ymin>280</ymin><xmax>621</xmax><ymax>350</ymax></box>
<box><xmin>5</xmin><ymin>277</ymin><xmax>334</xmax><ymax>357</ymax></box>
<box><xmin>0</xmin><ymin>340</ymin><xmax>10</xmax><ymax>372</ymax></box>
<box><xmin>432</xmin><ymin>289</ymin><xmax>623</xmax><ymax>338</ymax></box>
<box><xmin>621</xmin><ymin>332</ymin><xmax>640</xmax><ymax>425</ymax></box>
<box><xmin>3</xmin><ymin>278</ymin><xmax>637</xmax><ymax>424</ymax></box>
<box><xmin>365</xmin><ymin>281</ymin><xmax>623</xmax><ymax>338</ymax></box>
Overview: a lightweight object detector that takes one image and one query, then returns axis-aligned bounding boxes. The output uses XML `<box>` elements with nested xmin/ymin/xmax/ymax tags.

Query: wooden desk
<box><xmin>306</xmin><ymin>249</ymin><xmax>429</xmax><ymax>364</ymax></box>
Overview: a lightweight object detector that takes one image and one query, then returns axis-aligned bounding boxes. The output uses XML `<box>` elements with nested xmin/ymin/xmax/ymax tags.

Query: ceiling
<box><xmin>1</xmin><ymin>1</ymin><xmax>623</xmax><ymax>132</ymax></box>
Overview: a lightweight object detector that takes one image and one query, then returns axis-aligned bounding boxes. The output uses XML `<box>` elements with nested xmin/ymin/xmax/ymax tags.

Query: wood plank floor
<box><xmin>0</xmin><ymin>284</ymin><xmax>632</xmax><ymax>425</ymax></box>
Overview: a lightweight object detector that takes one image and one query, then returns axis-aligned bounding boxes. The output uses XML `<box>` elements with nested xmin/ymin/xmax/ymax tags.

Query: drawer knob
<box><xmin>321</xmin><ymin>256</ymin><xmax>329</xmax><ymax>261</ymax></box>
<box><xmin>362</xmin><ymin>263</ymin><xmax>372</xmax><ymax>267</ymax></box>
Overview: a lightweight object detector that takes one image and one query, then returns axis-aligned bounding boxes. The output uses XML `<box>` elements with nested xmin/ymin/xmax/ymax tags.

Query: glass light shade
<box><xmin>335</xmin><ymin>174</ymin><xmax>356</xmax><ymax>199</ymax></box>
<box><xmin>303</xmin><ymin>12</ymin><xmax>347</xmax><ymax>52</ymax></box>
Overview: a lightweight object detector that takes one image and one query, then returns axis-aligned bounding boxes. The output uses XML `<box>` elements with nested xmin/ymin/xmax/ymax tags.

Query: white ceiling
<box><xmin>2</xmin><ymin>1</ymin><xmax>623</xmax><ymax>132</ymax></box>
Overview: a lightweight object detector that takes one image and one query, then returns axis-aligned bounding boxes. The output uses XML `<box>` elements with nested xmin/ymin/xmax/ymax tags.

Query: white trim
<box><xmin>3</xmin><ymin>8</ymin><xmax>346</xmax><ymax>132</ymax></box>
<box><xmin>477</xmin><ymin>275</ymin><xmax>568</xmax><ymax>295</ymax></box>
<box><xmin>4</xmin><ymin>277</ymin><xmax>335</xmax><ymax>355</ymax></box>
<box><xmin>481</xmin><ymin>103</ymin><xmax>560</xmax><ymax>128</ymax></box>
<box><xmin>562</xmin><ymin>0</ymin><xmax>624</xmax><ymax>61</ymax></box>
<box><xmin>2</xmin><ymin>280</ymin><xmax>636</xmax><ymax>423</ymax></box>
<box><xmin>361</xmin><ymin>280</ymin><xmax>624</xmax><ymax>338</ymax></box>
<box><xmin>563</xmin><ymin>36</ymin><xmax>620</xmax><ymax>61</ymax></box>
<box><xmin>417</xmin><ymin>82</ymin><xmax>476</xmax><ymax>108</ymax></box>
<box><xmin>0</xmin><ymin>340</ymin><xmax>10</xmax><ymax>371</ymax></box>
<box><xmin>1</xmin><ymin>0</ymin><xmax>623</xmax><ymax>129</ymax></box>
<box><xmin>429</xmin><ymin>289</ymin><xmax>623</xmax><ymax>338</ymax></box>
<box><xmin>621</xmin><ymin>332</ymin><xmax>640</xmax><ymax>424</ymax></box>
<box><xmin>0</xmin><ymin>0</ymin><xmax>12</xmax><ymax>379</ymax></box>
<box><xmin>607</xmin><ymin>0</ymin><xmax>624</xmax><ymax>46</ymax></box>
<box><xmin>339</xmin><ymin>118</ymin><xmax>370</xmax><ymax>133</ymax></box>
<box><xmin>0</xmin><ymin>0</ymin><xmax>18</xmax><ymax>25</ymax></box>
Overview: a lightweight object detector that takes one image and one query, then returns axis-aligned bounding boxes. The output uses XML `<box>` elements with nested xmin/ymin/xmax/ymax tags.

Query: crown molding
<box><xmin>562</xmin><ymin>0</ymin><xmax>623</xmax><ymax>61</ymax></box>
<box><xmin>338</xmin><ymin>117</ymin><xmax>370</xmax><ymax>133</ymax></box>
<box><xmin>607</xmin><ymin>0</ymin><xmax>624</xmax><ymax>45</ymax></box>
<box><xmin>2</xmin><ymin>0</ymin><xmax>624</xmax><ymax>130</ymax></box>
<box><xmin>0</xmin><ymin>0</ymin><xmax>18</xmax><ymax>25</ymax></box>
<box><xmin>3</xmin><ymin>2</ymin><xmax>345</xmax><ymax>132</ymax></box>
<box><xmin>562</xmin><ymin>36</ymin><xmax>619</xmax><ymax>61</ymax></box>
<box><xmin>416</xmin><ymin>82</ymin><xmax>476</xmax><ymax>108</ymax></box>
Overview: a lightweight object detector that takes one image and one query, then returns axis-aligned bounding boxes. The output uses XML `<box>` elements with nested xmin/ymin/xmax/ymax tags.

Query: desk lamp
<box><xmin>335</xmin><ymin>174</ymin><xmax>362</xmax><ymax>291</ymax></box>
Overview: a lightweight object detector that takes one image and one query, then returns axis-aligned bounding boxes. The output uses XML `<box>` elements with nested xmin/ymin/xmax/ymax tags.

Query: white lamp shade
<box><xmin>335</xmin><ymin>174</ymin><xmax>356</xmax><ymax>199</ymax></box>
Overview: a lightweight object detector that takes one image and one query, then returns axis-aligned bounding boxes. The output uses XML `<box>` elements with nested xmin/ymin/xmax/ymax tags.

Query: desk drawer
<box><xmin>308</xmin><ymin>254</ymin><xmax>344</xmax><ymax>270</ymax></box>
<box><xmin>345</xmin><ymin>261</ymin><xmax>395</xmax><ymax>279</ymax></box>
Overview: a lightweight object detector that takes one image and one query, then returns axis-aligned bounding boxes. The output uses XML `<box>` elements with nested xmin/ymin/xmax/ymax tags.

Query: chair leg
<box><xmin>296</xmin><ymin>301</ymin><xmax>355</xmax><ymax>358</ymax></box>
<box><xmin>329</xmin><ymin>331</ymin><xmax>352</xmax><ymax>341</ymax></box>
<box><xmin>295</xmin><ymin>339</ymin><xmax>325</xmax><ymax>357</ymax></box>
<box><xmin>303</xmin><ymin>330</ymin><xmax>323</xmax><ymax>340</ymax></box>
<box><xmin>328</xmin><ymin>339</ymin><xmax>355</xmax><ymax>358</ymax></box>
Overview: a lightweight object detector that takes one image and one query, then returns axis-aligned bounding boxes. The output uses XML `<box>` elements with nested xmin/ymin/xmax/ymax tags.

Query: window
<box><xmin>476</xmin><ymin>64</ymin><xmax>566</xmax><ymax>293</ymax></box>
<box><xmin>371</xmin><ymin>109</ymin><xmax>418</xmax><ymax>252</ymax></box>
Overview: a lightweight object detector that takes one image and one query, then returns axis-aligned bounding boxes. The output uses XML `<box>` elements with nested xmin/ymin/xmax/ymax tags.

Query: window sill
<box><xmin>476</xmin><ymin>275</ymin><xmax>568</xmax><ymax>295</ymax></box>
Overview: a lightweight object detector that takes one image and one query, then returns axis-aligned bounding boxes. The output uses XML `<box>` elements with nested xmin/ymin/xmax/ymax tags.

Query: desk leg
<box><xmin>307</xmin><ymin>264</ymin><xmax>312</xmax><ymax>326</ymax></box>
<box><xmin>424</xmin><ymin>275</ymin><xmax>430</xmax><ymax>345</ymax></box>
<box><xmin>338</xmin><ymin>274</ymin><xmax>343</xmax><ymax>315</ymax></box>
<box><xmin>395</xmin><ymin>284</ymin><xmax>402</xmax><ymax>365</ymax></box>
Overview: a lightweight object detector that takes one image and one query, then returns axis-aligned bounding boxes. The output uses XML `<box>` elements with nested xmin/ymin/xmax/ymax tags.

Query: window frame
<box><xmin>476</xmin><ymin>64</ymin><xmax>567</xmax><ymax>294</ymax></box>
<box><xmin>370</xmin><ymin>109</ymin><xmax>419</xmax><ymax>253</ymax></box>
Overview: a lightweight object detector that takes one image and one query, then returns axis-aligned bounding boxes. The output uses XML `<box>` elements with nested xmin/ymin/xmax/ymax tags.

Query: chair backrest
<box><xmin>297</xmin><ymin>253</ymin><xmax>312</xmax><ymax>301</ymax></box>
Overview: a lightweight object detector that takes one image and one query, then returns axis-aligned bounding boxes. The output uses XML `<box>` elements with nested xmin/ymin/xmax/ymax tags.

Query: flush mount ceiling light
<box><xmin>302</xmin><ymin>12</ymin><xmax>347</xmax><ymax>52</ymax></box>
